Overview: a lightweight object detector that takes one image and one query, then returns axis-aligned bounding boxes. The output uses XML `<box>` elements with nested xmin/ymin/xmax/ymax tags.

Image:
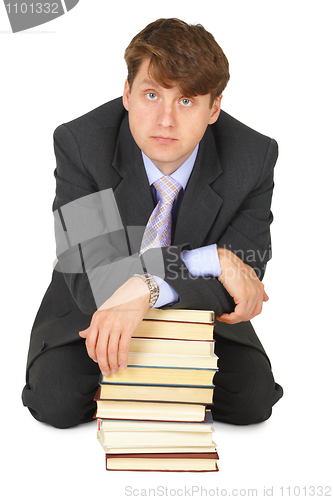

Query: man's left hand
<box><xmin>216</xmin><ymin>248</ymin><xmax>269</xmax><ymax>324</ymax></box>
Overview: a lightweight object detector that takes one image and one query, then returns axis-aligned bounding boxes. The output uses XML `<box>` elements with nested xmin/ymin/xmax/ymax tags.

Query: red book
<box><xmin>105</xmin><ymin>451</ymin><xmax>219</xmax><ymax>472</ymax></box>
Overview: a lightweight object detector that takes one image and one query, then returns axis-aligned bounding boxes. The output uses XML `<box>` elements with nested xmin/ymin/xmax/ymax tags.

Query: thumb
<box><xmin>79</xmin><ymin>327</ymin><xmax>89</xmax><ymax>338</ymax></box>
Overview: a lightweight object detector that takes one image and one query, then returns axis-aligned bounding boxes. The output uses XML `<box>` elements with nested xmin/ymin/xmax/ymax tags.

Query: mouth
<box><xmin>151</xmin><ymin>136</ymin><xmax>178</xmax><ymax>144</ymax></box>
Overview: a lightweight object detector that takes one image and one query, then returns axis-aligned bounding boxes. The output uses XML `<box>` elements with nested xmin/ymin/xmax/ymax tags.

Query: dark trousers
<box><xmin>22</xmin><ymin>336</ymin><xmax>283</xmax><ymax>429</ymax></box>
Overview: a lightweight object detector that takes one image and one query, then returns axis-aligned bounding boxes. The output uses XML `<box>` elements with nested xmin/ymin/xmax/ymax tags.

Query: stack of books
<box><xmin>95</xmin><ymin>308</ymin><xmax>219</xmax><ymax>472</ymax></box>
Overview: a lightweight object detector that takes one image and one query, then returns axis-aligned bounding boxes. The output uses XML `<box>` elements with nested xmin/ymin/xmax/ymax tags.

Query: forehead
<box><xmin>133</xmin><ymin>59</ymin><xmax>179</xmax><ymax>92</ymax></box>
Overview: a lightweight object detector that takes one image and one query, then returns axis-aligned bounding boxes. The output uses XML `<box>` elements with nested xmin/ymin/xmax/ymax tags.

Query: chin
<box><xmin>145</xmin><ymin>148</ymin><xmax>178</xmax><ymax>163</ymax></box>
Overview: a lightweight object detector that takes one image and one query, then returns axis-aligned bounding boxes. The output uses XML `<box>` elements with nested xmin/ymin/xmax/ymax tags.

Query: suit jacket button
<box><xmin>40</xmin><ymin>342</ymin><xmax>47</xmax><ymax>351</ymax></box>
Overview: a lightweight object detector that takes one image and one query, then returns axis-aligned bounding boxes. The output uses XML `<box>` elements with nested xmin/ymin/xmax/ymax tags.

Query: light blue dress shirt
<box><xmin>141</xmin><ymin>146</ymin><xmax>222</xmax><ymax>308</ymax></box>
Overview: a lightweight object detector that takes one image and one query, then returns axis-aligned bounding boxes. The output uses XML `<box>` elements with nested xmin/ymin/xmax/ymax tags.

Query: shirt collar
<box><xmin>142</xmin><ymin>144</ymin><xmax>199</xmax><ymax>191</ymax></box>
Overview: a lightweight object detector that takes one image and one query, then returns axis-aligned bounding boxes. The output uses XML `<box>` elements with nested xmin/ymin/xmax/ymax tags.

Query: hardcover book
<box><xmin>105</xmin><ymin>451</ymin><xmax>219</xmax><ymax>471</ymax></box>
<box><xmin>133</xmin><ymin>308</ymin><xmax>215</xmax><ymax>341</ymax></box>
<box><xmin>101</xmin><ymin>366</ymin><xmax>217</xmax><ymax>386</ymax></box>
<box><xmin>94</xmin><ymin>390</ymin><xmax>207</xmax><ymax>422</ymax></box>
<box><xmin>98</xmin><ymin>383</ymin><xmax>214</xmax><ymax>404</ymax></box>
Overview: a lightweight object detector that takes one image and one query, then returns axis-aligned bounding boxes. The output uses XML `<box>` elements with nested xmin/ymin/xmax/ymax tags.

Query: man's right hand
<box><xmin>79</xmin><ymin>276</ymin><xmax>150</xmax><ymax>376</ymax></box>
<box><xmin>216</xmin><ymin>247</ymin><xmax>269</xmax><ymax>324</ymax></box>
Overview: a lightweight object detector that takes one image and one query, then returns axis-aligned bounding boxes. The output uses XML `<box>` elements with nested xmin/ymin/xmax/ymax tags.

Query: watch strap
<box><xmin>133</xmin><ymin>273</ymin><xmax>159</xmax><ymax>308</ymax></box>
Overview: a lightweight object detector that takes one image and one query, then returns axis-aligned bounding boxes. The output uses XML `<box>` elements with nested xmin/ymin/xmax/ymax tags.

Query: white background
<box><xmin>1</xmin><ymin>1</ymin><xmax>332</xmax><ymax>498</ymax></box>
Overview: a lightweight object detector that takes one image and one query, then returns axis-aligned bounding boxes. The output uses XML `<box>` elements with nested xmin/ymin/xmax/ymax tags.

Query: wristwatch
<box><xmin>133</xmin><ymin>273</ymin><xmax>159</xmax><ymax>308</ymax></box>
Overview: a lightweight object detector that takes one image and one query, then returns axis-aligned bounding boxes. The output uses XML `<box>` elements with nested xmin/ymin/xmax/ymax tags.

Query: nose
<box><xmin>157</xmin><ymin>101</ymin><xmax>176</xmax><ymax>128</ymax></box>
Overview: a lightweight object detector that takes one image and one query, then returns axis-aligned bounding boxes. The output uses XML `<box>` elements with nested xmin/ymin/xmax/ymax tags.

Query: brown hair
<box><xmin>124</xmin><ymin>18</ymin><xmax>230</xmax><ymax>106</ymax></box>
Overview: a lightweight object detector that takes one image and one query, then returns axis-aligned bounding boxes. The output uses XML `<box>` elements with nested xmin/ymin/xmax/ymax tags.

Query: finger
<box><xmin>117</xmin><ymin>333</ymin><xmax>132</xmax><ymax>370</ymax></box>
<box><xmin>246</xmin><ymin>287</ymin><xmax>267</xmax><ymax>320</ymax></box>
<box><xmin>215</xmin><ymin>314</ymin><xmax>228</xmax><ymax>323</ymax></box>
<box><xmin>79</xmin><ymin>327</ymin><xmax>88</xmax><ymax>338</ymax></box>
<box><xmin>84</xmin><ymin>325</ymin><xmax>99</xmax><ymax>364</ymax></box>
<box><xmin>96</xmin><ymin>331</ymin><xmax>113</xmax><ymax>376</ymax></box>
<box><xmin>241</xmin><ymin>291</ymin><xmax>267</xmax><ymax>321</ymax></box>
<box><xmin>251</xmin><ymin>301</ymin><xmax>263</xmax><ymax>320</ymax></box>
<box><xmin>216</xmin><ymin>312</ymin><xmax>241</xmax><ymax>324</ymax></box>
<box><xmin>107</xmin><ymin>331</ymin><xmax>121</xmax><ymax>374</ymax></box>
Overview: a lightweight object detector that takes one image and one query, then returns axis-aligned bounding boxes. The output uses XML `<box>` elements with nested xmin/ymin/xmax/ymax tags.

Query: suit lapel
<box><xmin>112</xmin><ymin>115</ymin><xmax>155</xmax><ymax>253</ymax></box>
<box><xmin>112</xmin><ymin>115</ymin><xmax>154</xmax><ymax>226</ymax></box>
<box><xmin>174</xmin><ymin>126</ymin><xmax>224</xmax><ymax>247</ymax></box>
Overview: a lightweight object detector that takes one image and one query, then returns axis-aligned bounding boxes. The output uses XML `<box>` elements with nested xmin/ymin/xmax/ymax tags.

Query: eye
<box><xmin>180</xmin><ymin>98</ymin><xmax>192</xmax><ymax>106</ymax></box>
<box><xmin>146</xmin><ymin>92</ymin><xmax>158</xmax><ymax>100</ymax></box>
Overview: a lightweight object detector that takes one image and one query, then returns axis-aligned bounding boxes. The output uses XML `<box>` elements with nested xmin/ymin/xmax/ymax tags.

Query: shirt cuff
<box><xmin>152</xmin><ymin>276</ymin><xmax>179</xmax><ymax>308</ymax></box>
<box><xmin>181</xmin><ymin>244</ymin><xmax>222</xmax><ymax>277</ymax></box>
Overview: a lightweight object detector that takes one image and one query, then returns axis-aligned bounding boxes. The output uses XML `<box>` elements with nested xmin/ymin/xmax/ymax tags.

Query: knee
<box><xmin>22</xmin><ymin>344</ymin><xmax>99</xmax><ymax>429</ymax></box>
<box><xmin>233</xmin><ymin>375</ymin><xmax>275</xmax><ymax>425</ymax></box>
<box><xmin>212</xmin><ymin>379</ymin><xmax>274</xmax><ymax>425</ymax></box>
<box><xmin>211</xmin><ymin>348</ymin><xmax>282</xmax><ymax>425</ymax></box>
<box><xmin>22</xmin><ymin>383</ymin><xmax>92</xmax><ymax>429</ymax></box>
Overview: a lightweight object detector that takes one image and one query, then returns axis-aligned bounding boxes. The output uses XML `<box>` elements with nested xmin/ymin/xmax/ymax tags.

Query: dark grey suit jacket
<box><xmin>26</xmin><ymin>97</ymin><xmax>278</xmax><ymax>373</ymax></box>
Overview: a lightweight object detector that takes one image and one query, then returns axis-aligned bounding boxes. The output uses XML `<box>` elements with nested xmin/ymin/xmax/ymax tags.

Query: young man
<box><xmin>22</xmin><ymin>18</ymin><xmax>283</xmax><ymax>428</ymax></box>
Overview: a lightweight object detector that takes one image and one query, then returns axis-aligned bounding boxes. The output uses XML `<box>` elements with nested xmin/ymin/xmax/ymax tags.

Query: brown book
<box><xmin>94</xmin><ymin>389</ymin><xmax>206</xmax><ymax>422</ymax></box>
<box><xmin>133</xmin><ymin>309</ymin><xmax>215</xmax><ymax>341</ymax></box>
<box><xmin>99</xmin><ymin>383</ymin><xmax>214</xmax><ymax>404</ymax></box>
<box><xmin>101</xmin><ymin>365</ymin><xmax>217</xmax><ymax>386</ymax></box>
<box><xmin>105</xmin><ymin>451</ymin><xmax>219</xmax><ymax>471</ymax></box>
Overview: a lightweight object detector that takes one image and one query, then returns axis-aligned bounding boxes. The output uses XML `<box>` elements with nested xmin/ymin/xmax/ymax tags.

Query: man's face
<box><xmin>123</xmin><ymin>59</ymin><xmax>222</xmax><ymax>175</ymax></box>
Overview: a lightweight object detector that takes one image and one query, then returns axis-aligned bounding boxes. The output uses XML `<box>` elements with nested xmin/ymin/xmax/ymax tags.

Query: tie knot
<box><xmin>153</xmin><ymin>176</ymin><xmax>182</xmax><ymax>204</ymax></box>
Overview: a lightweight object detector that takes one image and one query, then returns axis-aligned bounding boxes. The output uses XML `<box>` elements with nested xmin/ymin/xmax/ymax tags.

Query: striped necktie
<box><xmin>139</xmin><ymin>176</ymin><xmax>182</xmax><ymax>255</ymax></box>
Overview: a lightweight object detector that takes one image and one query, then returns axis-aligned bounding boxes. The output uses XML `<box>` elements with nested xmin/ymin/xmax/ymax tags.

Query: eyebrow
<box><xmin>138</xmin><ymin>78</ymin><xmax>160</xmax><ymax>88</ymax></box>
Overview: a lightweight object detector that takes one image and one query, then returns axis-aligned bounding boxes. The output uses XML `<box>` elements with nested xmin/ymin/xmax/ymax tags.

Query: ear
<box><xmin>208</xmin><ymin>94</ymin><xmax>222</xmax><ymax>125</ymax></box>
<box><xmin>122</xmin><ymin>80</ymin><xmax>130</xmax><ymax>111</ymax></box>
